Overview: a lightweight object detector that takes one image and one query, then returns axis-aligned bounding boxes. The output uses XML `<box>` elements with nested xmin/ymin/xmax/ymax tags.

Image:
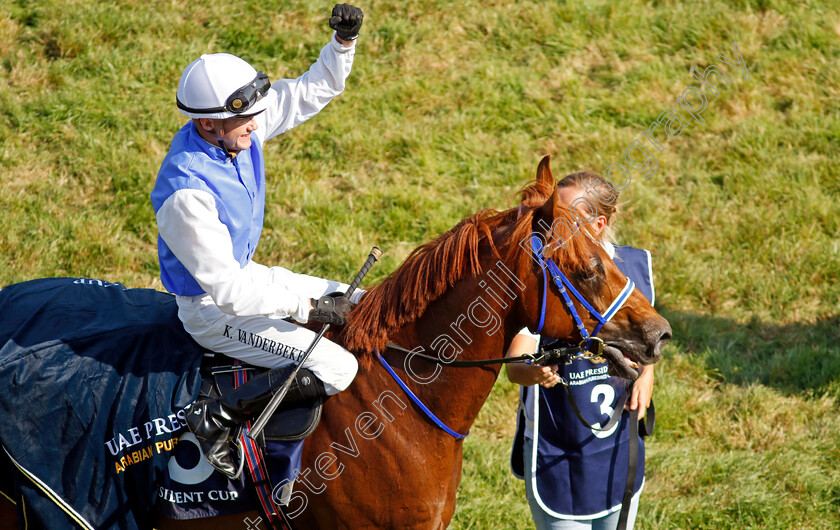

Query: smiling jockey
<box><xmin>150</xmin><ymin>4</ymin><xmax>364</xmax><ymax>478</ymax></box>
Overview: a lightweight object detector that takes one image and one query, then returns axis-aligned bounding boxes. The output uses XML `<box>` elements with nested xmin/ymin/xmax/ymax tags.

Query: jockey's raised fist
<box><xmin>329</xmin><ymin>3</ymin><xmax>364</xmax><ymax>41</ymax></box>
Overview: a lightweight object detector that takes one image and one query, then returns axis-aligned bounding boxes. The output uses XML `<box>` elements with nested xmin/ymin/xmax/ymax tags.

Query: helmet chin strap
<box><xmin>213</xmin><ymin>121</ymin><xmax>233</xmax><ymax>158</ymax></box>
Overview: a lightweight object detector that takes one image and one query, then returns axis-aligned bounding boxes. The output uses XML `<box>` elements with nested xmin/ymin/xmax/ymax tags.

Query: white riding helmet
<box><xmin>176</xmin><ymin>53</ymin><xmax>271</xmax><ymax>119</ymax></box>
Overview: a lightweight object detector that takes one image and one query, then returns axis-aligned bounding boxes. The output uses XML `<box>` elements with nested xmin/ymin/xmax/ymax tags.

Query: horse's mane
<box><xmin>339</xmin><ymin>177</ymin><xmax>593</xmax><ymax>362</ymax></box>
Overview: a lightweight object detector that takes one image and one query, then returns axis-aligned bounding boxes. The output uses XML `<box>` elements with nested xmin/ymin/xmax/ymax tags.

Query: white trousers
<box><xmin>176</xmin><ymin>293</ymin><xmax>358</xmax><ymax>395</ymax></box>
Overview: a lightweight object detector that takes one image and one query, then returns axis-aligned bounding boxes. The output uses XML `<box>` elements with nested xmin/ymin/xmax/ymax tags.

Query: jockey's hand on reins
<box><xmin>309</xmin><ymin>294</ymin><xmax>353</xmax><ymax>325</ymax></box>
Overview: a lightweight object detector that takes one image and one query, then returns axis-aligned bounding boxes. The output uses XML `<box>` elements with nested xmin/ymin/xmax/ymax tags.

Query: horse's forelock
<box><xmin>543</xmin><ymin>214</ymin><xmax>597</xmax><ymax>275</ymax></box>
<box><xmin>505</xmin><ymin>190</ymin><xmax>594</xmax><ymax>273</ymax></box>
<box><xmin>518</xmin><ymin>177</ymin><xmax>555</xmax><ymax>208</ymax></box>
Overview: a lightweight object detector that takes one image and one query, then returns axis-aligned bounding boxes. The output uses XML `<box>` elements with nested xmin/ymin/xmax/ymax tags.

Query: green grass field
<box><xmin>2</xmin><ymin>0</ymin><xmax>839</xmax><ymax>528</ymax></box>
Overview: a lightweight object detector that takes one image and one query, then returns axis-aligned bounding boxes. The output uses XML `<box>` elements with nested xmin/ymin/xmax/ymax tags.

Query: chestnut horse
<box><xmin>285</xmin><ymin>156</ymin><xmax>670</xmax><ymax>529</ymax></box>
<box><xmin>0</xmin><ymin>156</ymin><xmax>670</xmax><ymax>529</ymax></box>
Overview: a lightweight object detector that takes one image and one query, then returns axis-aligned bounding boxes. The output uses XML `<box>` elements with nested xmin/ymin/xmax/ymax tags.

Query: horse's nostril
<box><xmin>660</xmin><ymin>331</ymin><xmax>672</xmax><ymax>343</ymax></box>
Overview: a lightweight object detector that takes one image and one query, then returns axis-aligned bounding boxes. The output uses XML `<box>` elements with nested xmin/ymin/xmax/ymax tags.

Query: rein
<box><xmin>380</xmin><ymin>340</ymin><xmax>629</xmax><ymax>437</ymax></box>
<box><xmin>383</xmin><ymin>341</ymin><xmax>583</xmax><ymax>367</ymax></box>
<box><xmin>377</xmin><ymin>237</ymin><xmax>636</xmax><ymax>439</ymax></box>
<box><xmin>376</xmin><ymin>350</ymin><xmax>469</xmax><ymax>439</ymax></box>
<box><xmin>375</xmin><ymin>340</ymin><xmax>594</xmax><ymax>440</ymax></box>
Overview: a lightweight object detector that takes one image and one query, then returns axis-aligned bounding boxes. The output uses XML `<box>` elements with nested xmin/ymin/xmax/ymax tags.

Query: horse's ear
<box><xmin>520</xmin><ymin>155</ymin><xmax>556</xmax><ymax>208</ymax></box>
<box><xmin>535</xmin><ymin>155</ymin><xmax>558</xmax><ymax>224</ymax></box>
<box><xmin>536</xmin><ymin>180</ymin><xmax>559</xmax><ymax>226</ymax></box>
<box><xmin>536</xmin><ymin>155</ymin><xmax>553</xmax><ymax>187</ymax></box>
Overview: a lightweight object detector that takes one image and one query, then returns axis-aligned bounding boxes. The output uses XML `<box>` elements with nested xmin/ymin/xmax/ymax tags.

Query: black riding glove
<box><xmin>309</xmin><ymin>294</ymin><xmax>354</xmax><ymax>325</ymax></box>
<box><xmin>326</xmin><ymin>291</ymin><xmax>358</xmax><ymax>308</ymax></box>
<box><xmin>329</xmin><ymin>3</ymin><xmax>364</xmax><ymax>41</ymax></box>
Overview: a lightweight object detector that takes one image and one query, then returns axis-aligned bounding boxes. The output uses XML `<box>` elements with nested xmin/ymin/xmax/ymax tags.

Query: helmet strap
<box><xmin>213</xmin><ymin>121</ymin><xmax>233</xmax><ymax>159</ymax></box>
<box><xmin>195</xmin><ymin>117</ymin><xmax>235</xmax><ymax>159</ymax></box>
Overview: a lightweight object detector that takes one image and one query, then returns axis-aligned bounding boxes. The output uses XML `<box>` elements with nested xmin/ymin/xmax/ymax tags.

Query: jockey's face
<box><xmin>197</xmin><ymin>115</ymin><xmax>259</xmax><ymax>156</ymax></box>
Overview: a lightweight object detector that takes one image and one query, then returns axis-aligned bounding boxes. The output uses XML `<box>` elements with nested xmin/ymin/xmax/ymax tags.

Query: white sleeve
<box><xmin>516</xmin><ymin>327</ymin><xmax>541</xmax><ymax>355</ymax></box>
<box><xmin>517</xmin><ymin>327</ymin><xmax>540</xmax><ymax>341</ymax></box>
<box><xmin>156</xmin><ymin>189</ymin><xmax>360</xmax><ymax>322</ymax></box>
<box><xmin>644</xmin><ymin>248</ymin><xmax>655</xmax><ymax>307</ymax></box>
<box><xmin>262</xmin><ymin>264</ymin><xmax>367</xmax><ymax>304</ymax></box>
<box><xmin>255</xmin><ymin>38</ymin><xmax>355</xmax><ymax>143</ymax></box>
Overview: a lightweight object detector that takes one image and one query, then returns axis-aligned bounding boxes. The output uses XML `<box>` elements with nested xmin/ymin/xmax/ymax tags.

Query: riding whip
<box><xmin>248</xmin><ymin>246</ymin><xmax>382</xmax><ymax>440</ymax></box>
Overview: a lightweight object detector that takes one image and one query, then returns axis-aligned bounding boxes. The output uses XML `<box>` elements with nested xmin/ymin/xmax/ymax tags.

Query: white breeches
<box><xmin>176</xmin><ymin>294</ymin><xmax>358</xmax><ymax>395</ymax></box>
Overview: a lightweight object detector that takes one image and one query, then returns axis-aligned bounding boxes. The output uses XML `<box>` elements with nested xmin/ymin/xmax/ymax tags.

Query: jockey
<box><xmin>506</xmin><ymin>171</ymin><xmax>656</xmax><ymax>529</ymax></box>
<box><xmin>150</xmin><ymin>4</ymin><xmax>364</xmax><ymax>478</ymax></box>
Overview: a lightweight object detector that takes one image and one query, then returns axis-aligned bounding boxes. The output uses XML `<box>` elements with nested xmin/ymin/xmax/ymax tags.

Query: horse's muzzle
<box><xmin>600</xmin><ymin>314</ymin><xmax>671</xmax><ymax>378</ymax></box>
<box><xmin>642</xmin><ymin>315</ymin><xmax>672</xmax><ymax>364</ymax></box>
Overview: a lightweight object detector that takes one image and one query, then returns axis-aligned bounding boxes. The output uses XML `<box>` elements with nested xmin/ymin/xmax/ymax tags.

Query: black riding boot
<box><xmin>186</xmin><ymin>365</ymin><xmax>326</xmax><ymax>478</ymax></box>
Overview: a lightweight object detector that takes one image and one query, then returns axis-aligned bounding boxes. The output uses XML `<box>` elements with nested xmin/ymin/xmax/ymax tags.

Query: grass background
<box><xmin>1</xmin><ymin>0</ymin><xmax>839</xmax><ymax>528</ymax></box>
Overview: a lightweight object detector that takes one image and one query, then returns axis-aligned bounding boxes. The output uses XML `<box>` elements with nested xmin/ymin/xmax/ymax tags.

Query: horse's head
<box><xmin>512</xmin><ymin>156</ymin><xmax>671</xmax><ymax>379</ymax></box>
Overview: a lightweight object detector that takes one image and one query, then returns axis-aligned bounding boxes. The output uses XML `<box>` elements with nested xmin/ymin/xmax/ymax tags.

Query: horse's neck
<box><xmin>384</xmin><ymin>260</ymin><xmax>527</xmax><ymax>436</ymax></box>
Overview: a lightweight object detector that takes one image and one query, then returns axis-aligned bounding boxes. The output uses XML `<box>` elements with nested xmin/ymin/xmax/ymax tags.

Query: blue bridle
<box><xmin>373</xmin><ymin>234</ymin><xmax>638</xmax><ymax>441</ymax></box>
<box><xmin>529</xmin><ymin>235</ymin><xmax>635</xmax><ymax>355</ymax></box>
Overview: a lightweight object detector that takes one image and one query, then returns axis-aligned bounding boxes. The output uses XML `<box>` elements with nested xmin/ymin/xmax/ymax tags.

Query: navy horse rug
<box><xmin>0</xmin><ymin>278</ymin><xmax>300</xmax><ymax>529</ymax></box>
